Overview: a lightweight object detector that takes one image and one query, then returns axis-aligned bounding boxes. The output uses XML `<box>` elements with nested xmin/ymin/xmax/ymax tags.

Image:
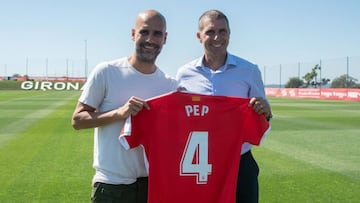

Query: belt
<box><xmin>94</xmin><ymin>177</ymin><xmax>148</xmax><ymax>188</ymax></box>
<box><xmin>241</xmin><ymin>150</ymin><xmax>252</xmax><ymax>159</ymax></box>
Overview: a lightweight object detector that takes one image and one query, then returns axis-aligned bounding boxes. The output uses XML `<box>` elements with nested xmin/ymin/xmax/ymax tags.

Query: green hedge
<box><xmin>0</xmin><ymin>81</ymin><xmax>23</xmax><ymax>90</ymax></box>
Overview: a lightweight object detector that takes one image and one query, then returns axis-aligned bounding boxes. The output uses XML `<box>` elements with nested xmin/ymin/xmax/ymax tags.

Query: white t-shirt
<box><xmin>79</xmin><ymin>57</ymin><xmax>177</xmax><ymax>185</ymax></box>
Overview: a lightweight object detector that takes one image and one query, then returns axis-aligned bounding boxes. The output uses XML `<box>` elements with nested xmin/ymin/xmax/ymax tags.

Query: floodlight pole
<box><xmin>26</xmin><ymin>57</ymin><xmax>29</xmax><ymax>76</ymax></box>
<box><xmin>263</xmin><ymin>66</ymin><xmax>266</xmax><ymax>86</ymax></box>
<box><xmin>346</xmin><ymin>56</ymin><xmax>349</xmax><ymax>88</ymax></box>
<box><xmin>66</xmin><ymin>59</ymin><xmax>69</xmax><ymax>79</ymax></box>
<box><xmin>46</xmin><ymin>58</ymin><xmax>49</xmax><ymax>81</ymax></box>
<box><xmin>279</xmin><ymin>64</ymin><xmax>282</xmax><ymax>88</ymax></box>
<box><xmin>84</xmin><ymin>40</ymin><xmax>88</xmax><ymax>78</ymax></box>
<box><xmin>319</xmin><ymin>60</ymin><xmax>322</xmax><ymax>89</ymax></box>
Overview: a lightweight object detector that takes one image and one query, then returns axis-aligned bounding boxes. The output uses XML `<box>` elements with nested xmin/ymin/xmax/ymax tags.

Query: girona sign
<box><xmin>21</xmin><ymin>81</ymin><xmax>84</xmax><ymax>91</ymax></box>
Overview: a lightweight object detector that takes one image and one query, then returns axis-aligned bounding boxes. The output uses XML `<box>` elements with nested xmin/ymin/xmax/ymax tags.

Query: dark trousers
<box><xmin>91</xmin><ymin>177</ymin><xmax>148</xmax><ymax>203</ymax></box>
<box><xmin>236</xmin><ymin>150</ymin><xmax>259</xmax><ymax>203</ymax></box>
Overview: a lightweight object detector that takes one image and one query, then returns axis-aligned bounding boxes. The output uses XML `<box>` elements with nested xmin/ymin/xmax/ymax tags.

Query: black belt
<box><xmin>94</xmin><ymin>177</ymin><xmax>148</xmax><ymax>188</ymax></box>
<box><xmin>241</xmin><ymin>150</ymin><xmax>252</xmax><ymax>159</ymax></box>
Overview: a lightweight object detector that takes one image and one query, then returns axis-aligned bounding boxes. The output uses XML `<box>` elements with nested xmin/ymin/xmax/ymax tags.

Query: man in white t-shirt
<box><xmin>71</xmin><ymin>9</ymin><xmax>177</xmax><ymax>203</ymax></box>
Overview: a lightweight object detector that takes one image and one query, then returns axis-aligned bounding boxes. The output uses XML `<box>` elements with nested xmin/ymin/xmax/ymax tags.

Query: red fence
<box><xmin>265</xmin><ymin>88</ymin><xmax>360</xmax><ymax>101</ymax></box>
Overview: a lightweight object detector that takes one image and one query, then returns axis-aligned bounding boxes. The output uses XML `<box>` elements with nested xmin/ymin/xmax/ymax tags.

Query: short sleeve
<box><xmin>240</xmin><ymin>107</ymin><xmax>270</xmax><ymax>145</ymax></box>
<box><xmin>119</xmin><ymin>116</ymin><xmax>141</xmax><ymax>149</ymax></box>
<box><xmin>79</xmin><ymin>63</ymin><xmax>106</xmax><ymax>108</ymax></box>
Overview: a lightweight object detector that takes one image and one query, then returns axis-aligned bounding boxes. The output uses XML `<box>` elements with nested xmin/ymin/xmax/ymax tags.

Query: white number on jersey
<box><xmin>180</xmin><ymin>131</ymin><xmax>212</xmax><ymax>184</ymax></box>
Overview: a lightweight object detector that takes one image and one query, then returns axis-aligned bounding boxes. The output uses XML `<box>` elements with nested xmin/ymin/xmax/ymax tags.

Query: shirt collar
<box><xmin>195</xmin><ymin>53</ymin><xmax>237</xmax><ymax>72</ymax></box>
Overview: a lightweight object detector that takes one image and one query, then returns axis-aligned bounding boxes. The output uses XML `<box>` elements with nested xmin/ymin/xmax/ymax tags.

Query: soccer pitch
<box><xmin>0</xmin><ymin>91</ymin><xmax>359</xmax><ymax>202</ymax></box>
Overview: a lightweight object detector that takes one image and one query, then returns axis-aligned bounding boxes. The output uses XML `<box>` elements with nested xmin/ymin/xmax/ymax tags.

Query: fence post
<box><xmin>279</xmin><ymin>64</ymin><xmax>282</xmax><ymax>88</ymax></box>
<box><xmin>263</xmin><ymin>66</ymin><xmax>266</xmax><ymax>86</ymax></box>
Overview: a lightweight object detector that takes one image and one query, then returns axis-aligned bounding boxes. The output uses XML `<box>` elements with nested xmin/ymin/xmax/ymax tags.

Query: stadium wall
<box><xmin>266</xmin><ymin>88</ymin><xmax>360</xmax><ymax>101</ymax></box>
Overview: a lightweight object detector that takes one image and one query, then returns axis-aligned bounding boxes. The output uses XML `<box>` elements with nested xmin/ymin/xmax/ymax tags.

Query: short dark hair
<box><xmin>198</xmin><ymin>10</ymin><xmax>230</xmax><ymax>31</ymax></box>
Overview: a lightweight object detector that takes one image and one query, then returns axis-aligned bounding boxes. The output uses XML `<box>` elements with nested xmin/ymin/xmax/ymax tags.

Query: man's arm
<box><xmin>71</xmin><ymin>97</ymin><xmax>150</xmax><ymax>130</ymax></box>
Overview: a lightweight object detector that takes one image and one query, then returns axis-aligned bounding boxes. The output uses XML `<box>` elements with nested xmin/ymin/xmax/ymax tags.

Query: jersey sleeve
<box><xmin>241</xmin><ymin>107</ymin><xmax>270</xmax><ymax>145</ymax></box>
<box><xmin>119</xmin><ymin>116</ymin><xmax>141</xmax><ymax>150</ymax></box>
<box><xmin>119</xmin><ymin>94</ymin><xmax>166</xmax><ymax>151</ymax></box>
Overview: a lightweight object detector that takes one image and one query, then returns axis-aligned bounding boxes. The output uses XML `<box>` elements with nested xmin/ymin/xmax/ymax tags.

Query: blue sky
<box><xmin>1</xmin><ymin>0</ymin><xmax>360</xmax><ymax>85</ymax></box>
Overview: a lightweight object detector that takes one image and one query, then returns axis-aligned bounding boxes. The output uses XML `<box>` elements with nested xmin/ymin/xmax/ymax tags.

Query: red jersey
<box><xmin>120</xmin><ymin>91</ymin><xmax>270</xmax><ymax>203</ymax></box>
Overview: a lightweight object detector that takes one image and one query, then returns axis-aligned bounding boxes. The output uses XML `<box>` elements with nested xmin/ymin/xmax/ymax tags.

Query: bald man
<box><xmin>71</xmin><ymin>10</ymin><xmax>177</xmax><ymax>203</ymax></box>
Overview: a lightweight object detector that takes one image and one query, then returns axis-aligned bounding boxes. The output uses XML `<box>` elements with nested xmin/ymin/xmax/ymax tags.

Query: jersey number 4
<box><xmin>180</xmin><ymin>131</ymin><xmax>212</xmax><ymax>184</ymax></box>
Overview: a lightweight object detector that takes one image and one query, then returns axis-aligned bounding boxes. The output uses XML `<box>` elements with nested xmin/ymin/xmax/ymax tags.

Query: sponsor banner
<box><xmin>20</xmin><ymin>81</ymin><xmax>84</xmax><ymax>91</ymax></box>
<box><xmin>266</xmin><ymin>88</ymin><xmax>360</xmax><ymax>101</ymax></box>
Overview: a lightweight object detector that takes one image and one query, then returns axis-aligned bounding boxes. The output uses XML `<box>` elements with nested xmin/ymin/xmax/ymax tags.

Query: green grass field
<box><xmin>0</xmin><ymin>90</ymin><xmax>359</xmax><ymax>202</ymax></box>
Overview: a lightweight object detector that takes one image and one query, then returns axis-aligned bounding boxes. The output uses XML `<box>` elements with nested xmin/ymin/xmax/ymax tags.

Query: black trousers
<box><xmin>91</xmin><ymin>177</ymin><xmax>148</xmax><ymax>203</ymax></box>
<box><xmin>236</xmin><ymin>150</ymin><xmax>259</xmax><ymax>203</ymax></box>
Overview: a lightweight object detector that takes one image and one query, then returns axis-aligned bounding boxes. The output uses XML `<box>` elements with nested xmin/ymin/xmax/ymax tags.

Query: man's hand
<box><xmin>249</xmin><ymin>97</ymin><xmax>272</xmax><ymax>121</ymax></box>
<box><xmin>117</xmin><ymin>96</ymin><xmax>150</xmax><ymax>118</ymax></box>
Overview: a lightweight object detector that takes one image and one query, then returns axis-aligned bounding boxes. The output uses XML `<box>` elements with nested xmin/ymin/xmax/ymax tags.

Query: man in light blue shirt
<box><xmin>176</xmin><ymin>10</ymin><xmax>272</xmax><ymax>203</ymax></box>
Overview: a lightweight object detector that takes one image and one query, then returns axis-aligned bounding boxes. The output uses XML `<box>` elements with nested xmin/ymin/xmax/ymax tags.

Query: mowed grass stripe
<box><xmin>0</xmin><ymin>91</ymin><xmax>93</xmax><ymax>202</ymax></box>
<box><xmin>0</xmin><ymin>91</ymin><xmax>79</xmax><ymax>147</ymax></box>
<box><xmin>265</xmin><ymin>98</ymin><xmax>360</xmax><ymax>178</ymax></box>
<box><xmin>273</xmin><ymin>99</ymin><xmax>360</xmax><ymax>128</ymax></box>
<box><xmin>263</xmin><ymin>130</ymin><xmax>359</xmax><ymax>180</ymax></box>
<box><xmin>1</xmin><ymin>93</ymin><xmax>359</xmax><ymax>202</ymax></box>
<box><xmin>255</xmin><ymin>97</ymin><xmax>360</xmax><ymax>202</ymax></box>
<box><xmin>255</xmin><ymin>147</ymin><xmax>360</xmax><ymax>203</ymax></box>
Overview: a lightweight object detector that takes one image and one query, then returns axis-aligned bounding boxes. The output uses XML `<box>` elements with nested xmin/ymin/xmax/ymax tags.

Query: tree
<box><xmin>285</xmin><ymin>77</ymin><xmax>304</xmax><ymax>88</ymax></box>
<box><xmin>320</xmin><ymin>78</ymin><xmax>331</xmax><ymax>86</ymax></box>
<box><xmin>331</xmin><ymin>74</ymin><xmax>360</xmax><ymax>88</ymax></box>
<box><xmin>302</xmin><ymin>64</ymin><xmax>330</xmax><ymax>88</ymax></box>
<box><xmin>302</xmin><ymin>65</ymin><xmax>318</xmax><ymax>87</ymax></box>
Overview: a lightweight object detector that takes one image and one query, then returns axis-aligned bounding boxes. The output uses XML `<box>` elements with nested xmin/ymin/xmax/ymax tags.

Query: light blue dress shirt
<box><xmin>176</xmin><ymin>53</ymin><xmax>267</xmax><ymax>154</ymax></box>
